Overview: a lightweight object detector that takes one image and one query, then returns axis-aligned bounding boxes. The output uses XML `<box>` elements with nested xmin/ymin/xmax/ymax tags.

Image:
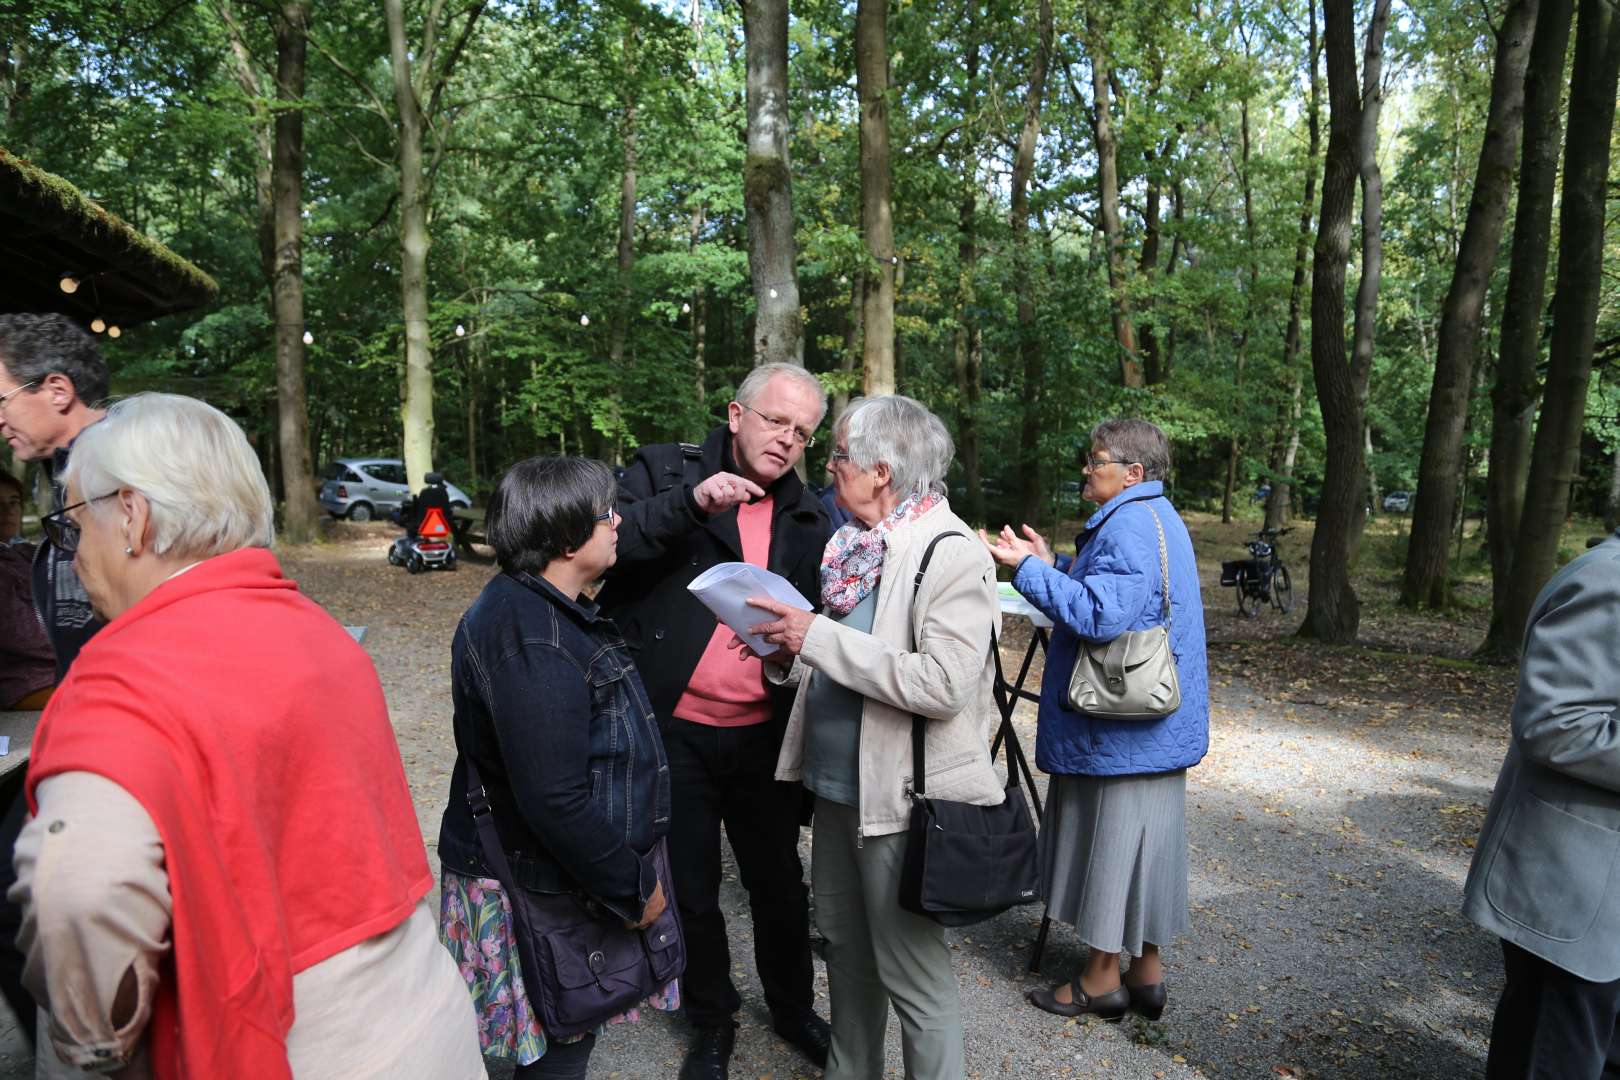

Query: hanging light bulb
<box><xmin>455</xmin><ymin>324</ymin><xmax>466</xmax><ymax>337</ymax></box>
<box><xmin>106</xmin><ymin>325</ymin><xmax>121</xmax><ymax>339</ymax></box>
<box><xmin>89</xmin><ymin>318</ymin><xmax>106</xmax><ymax>334</ymax></box>
<box><xmin>681</xmin><ymin>302</ymin><xmax>691</xmax><ymax>315</ymax></box>
<box><xmin>58</xmin><ymin>273</ymin><xmax>80</xmax><ymax>294</ymax></box>
<box><xmin>580</xmin><ymin>314</ymin><xmax>590</xmax><ymax>327</ymax></box>
<box><xmin>302</xmin><ymin>330</ymin><xmax>314</xmax><ymax>345</ymax></box>
<box><xmin>769</xmin><ymin>288</ymin><xmax>779</xmax><ymax>299</ymax></box>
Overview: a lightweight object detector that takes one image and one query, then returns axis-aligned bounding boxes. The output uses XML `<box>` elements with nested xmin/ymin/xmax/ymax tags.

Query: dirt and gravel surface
<box><xmin>0</xmin><ymin>513</ymin><xmax>1518</xmax><ymax>1079</ymax></box>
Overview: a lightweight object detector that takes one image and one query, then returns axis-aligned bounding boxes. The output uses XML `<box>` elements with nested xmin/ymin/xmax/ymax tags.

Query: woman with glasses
<box><xmin>982</xmin><ymin>418</ymin><xmax>1208</xmax><ymax>1024</ymax></box>
<box><xmin>0</xmin><ymin>470</ymin><xmax>54</xmax><ymax>710</ymax></box>
<box><xmin>436</xmin><ymin>456</ymin><xmax>679</xmax><ymax>1080</ymax></box>
<box><xmin>742</xmin><ymin>395</ymin><xmax>1005</xmax><ymax>1080</ymax></box>
<box><xmin>13</xmin><ymin>393</ymin><xmax>485</xmax><ymax>1077</ymax></box>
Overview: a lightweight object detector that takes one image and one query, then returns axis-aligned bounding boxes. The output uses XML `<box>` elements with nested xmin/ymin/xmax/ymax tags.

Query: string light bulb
<box><xmin>580</xmin><ymin>315</ymin><xmax>590</xmax><ymax>327</ymax></box>
<box><xmin>455</xmin><ymin>324</ymin><xmax>466</xmax><ymax>337</ymax></box>
<box><xmin>90</xmin><ymin>318</ymin><xmax>106</xmax><ymax>334</ymax></box>
<box><xmin>769</xmin><ymin>288</ymin><xmax>778</xmax><ymax>299</ymax></box>
<box><xmin>302</xmin><ymin>330</ymin><xmax>314</xmax><ymax>345</ymax></box>
<box><xmin>106</xmin><ymin>325</ymin><xmax>121</xmax><ymax>339</ymax></box>
<box><xmin>58</xmin><ymin>273</ymin><xmax>80</xmax><ymax>294</ymax></box>
<box><xmin>682</xmin><ymin>302</ymin><xmax>691</xmax><ymax>315</ymax></box>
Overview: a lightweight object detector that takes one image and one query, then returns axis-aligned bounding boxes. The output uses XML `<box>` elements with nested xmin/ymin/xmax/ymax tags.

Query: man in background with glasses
<box><xmin>0</xmin><ymin>313</ymin><xmax>108</xmax><ymax>679</ymax></box>
<box><xmin>597</xmin><ymin>362</ymin><xmax>832</xmax><ymax>1080</ymax></box>
<box><xmin>0</xmin><ymin>314</ymin><xmax>109</xmax><ymax>1053</ymax></box>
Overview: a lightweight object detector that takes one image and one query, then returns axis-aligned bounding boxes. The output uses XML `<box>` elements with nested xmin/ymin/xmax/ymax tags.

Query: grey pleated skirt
<box><xmin>1038</xmin><ymin>770</ymin><xmax>1190</xmax><ymax>956</ymax></box>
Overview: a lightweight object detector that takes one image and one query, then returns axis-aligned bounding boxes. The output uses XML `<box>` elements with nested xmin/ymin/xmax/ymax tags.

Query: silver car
<box><xmin>319</xmin><ymin>458</ymin><xmax>472</xmax><ymax>522</ymax></box>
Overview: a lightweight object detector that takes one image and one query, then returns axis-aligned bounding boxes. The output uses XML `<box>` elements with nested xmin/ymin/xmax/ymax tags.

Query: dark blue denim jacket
<box><xmin>438</xmin><ymin>570</ymin><xmax>671</xmax><ymax>911</ymax></box>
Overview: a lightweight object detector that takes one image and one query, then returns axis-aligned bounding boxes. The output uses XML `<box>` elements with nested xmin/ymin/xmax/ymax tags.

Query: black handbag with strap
<box><xmin>463</xmin><ymin>757</ymin><xmax>686</xmax><ymax>1037</ymax></box>
<box><xmin>896</xmin><ymin>532</ymin><xmax>1043</xmax><ymax>926</ymax></box>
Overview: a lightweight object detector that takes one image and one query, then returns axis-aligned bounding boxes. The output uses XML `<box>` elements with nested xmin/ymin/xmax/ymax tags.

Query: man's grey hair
<box><xmin>735</xmin><ymin>363</ymin><xmax>828</xmax><ymax>426</ymax></box>
<box><xmin>0</xmin><ymin>313</ymin><xmax>109</xmax><ymax>405</ymax></box>
<box><xmin>60</xmin><ymin>393</ymin><xmax>275</xmax><ymax>558</ymax></box>
<box><xmin>1090</xmin><ymin>418</ymin><xmax>1172</xmax><ymax>482</ymax></box>
<box><xmin>838</xmin><ymin>395</ymin><xmax>954</xmax><ymax>497</ymax></box>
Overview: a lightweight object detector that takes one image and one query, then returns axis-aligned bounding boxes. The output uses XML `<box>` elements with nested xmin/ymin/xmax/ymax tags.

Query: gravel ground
<box><xmin>0</xmin><ymin>516</ymin><xmax>1514</xmax><ymax>1079</ymax></box>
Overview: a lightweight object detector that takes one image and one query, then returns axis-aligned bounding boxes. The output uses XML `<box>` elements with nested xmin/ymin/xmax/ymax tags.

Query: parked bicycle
<box><xmin>1220</xmin><ymin>528</ymin><xmax>1293</xmax><ymax>617</ymax></box>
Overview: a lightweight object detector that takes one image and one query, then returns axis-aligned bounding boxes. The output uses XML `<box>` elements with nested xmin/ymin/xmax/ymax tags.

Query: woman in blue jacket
<box><xmin>983</xmin><ymin>418</ymin><xmax>1208</xmax><ymax>1022</ymax></box>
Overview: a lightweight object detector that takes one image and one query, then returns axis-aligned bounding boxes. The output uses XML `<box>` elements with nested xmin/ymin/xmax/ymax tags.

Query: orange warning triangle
<box><xmin>419</xmin><ymin>505</ymin><xmax>451</xmax><ymax>539</ymax></box>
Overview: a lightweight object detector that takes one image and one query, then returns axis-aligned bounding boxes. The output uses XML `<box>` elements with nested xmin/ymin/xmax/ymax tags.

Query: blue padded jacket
<box><xmin>1011</xmin><ymin>481</ymin><xmax>1209</xmax><ymax>776</ymax></box>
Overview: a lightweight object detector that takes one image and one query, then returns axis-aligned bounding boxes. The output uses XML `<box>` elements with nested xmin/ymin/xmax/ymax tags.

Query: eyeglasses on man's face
<box><xmin>741</xmin><ymin>403</ymin><xmax>816</xmax><ymax>448</ymax></box>
<box><xmin>1082</xmin><ymin>455</ymin><xmax>1138</xmax><ymax>473</ymax></box>
<box><xmin>0</xmin><ymin>380</ymin><xmax>38</xmax><ymax>413</ymax></box>
<box><xmin>41</xmin><ymin>492</ymin><xmax>118</xmax><ymax>554</ymax></box>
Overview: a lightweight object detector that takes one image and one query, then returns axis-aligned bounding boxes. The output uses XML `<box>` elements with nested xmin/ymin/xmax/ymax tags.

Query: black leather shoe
<box><xmin>1126</xmin><ymin>980</ymin><xmax>1166</xmax><ymax>1021</ymax></box>
<box><xmin>1026</xmin><ymin>975</ymin><xmax>1129</xmax><ymax>1022</ymax></box>
<box><xmin>772</xmin><ymin>1011</ymin><xmax>831</xmax><ymax>1069</ymax></box>
<box><xmin>679</xmin><ymin>1022</ymin><xmax>738</xmax><ymax>1080</ymax></box>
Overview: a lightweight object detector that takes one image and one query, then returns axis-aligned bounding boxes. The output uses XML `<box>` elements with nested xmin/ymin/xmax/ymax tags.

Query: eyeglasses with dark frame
<box><xmin>1082</xmin><ymin>455</ymin><xmax>1140</xmax><ymax>473</ymax></box>
<box><xmin>827</xmin><ymin>449</ymin><xmax>852</xmax><ymax>466</ymax></box>
<box><xmin>594</xmin><ymin>509</ymin><xmax>615</xmax><ymax>523</ymax></box>
<box><xmin>41</xmin><ymin>492</ymin><xmax>119</xmax><ymax>554</ymax></box>
<box><xmin>740</xmin><ymin>403</ymin><xmax>816</xmax><ymax>448</ymax></box>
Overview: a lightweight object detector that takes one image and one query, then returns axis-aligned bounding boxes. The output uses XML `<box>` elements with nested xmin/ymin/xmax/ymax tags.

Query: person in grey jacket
<box><xmin>1463</xmin><ymin>531</ymin><xmax>1620</xmax><ymax>1078</ymax></box>
<box><xmin>744</xmin><ymin>395</ymin><xmax>1004</xmax><ymax>1080</ymax></box>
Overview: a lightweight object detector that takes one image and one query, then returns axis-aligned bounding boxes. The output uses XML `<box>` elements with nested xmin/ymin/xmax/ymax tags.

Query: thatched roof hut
<box><xmin>0</xmin><ymin>147</ymin><xmax>218</xmax><ymax>328</ymax></box>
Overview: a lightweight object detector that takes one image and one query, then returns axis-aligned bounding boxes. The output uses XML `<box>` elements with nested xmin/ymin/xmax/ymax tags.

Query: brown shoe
<box><xmin>1026</xmin><ymin>974</ymin><xmax>1129</xmax><ymax>1021</ymax></box>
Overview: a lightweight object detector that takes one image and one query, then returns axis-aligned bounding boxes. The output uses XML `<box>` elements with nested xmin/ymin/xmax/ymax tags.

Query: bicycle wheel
<box><xmin>1272</xmin><ymin>563</ymin><xmax>1294</xmax><ymax>613</ymax></box>
<box><xmin>1235</xmin><ymin>570</ymin><xmax>1262</xmax><ymax>618</ymax></box>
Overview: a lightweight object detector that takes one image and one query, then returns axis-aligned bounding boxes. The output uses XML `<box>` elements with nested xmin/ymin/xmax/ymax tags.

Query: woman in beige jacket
<box><xmin>742</xmin><ymin>395</ymin><xmax>1003</xmax><ymax>1080</ymax></box>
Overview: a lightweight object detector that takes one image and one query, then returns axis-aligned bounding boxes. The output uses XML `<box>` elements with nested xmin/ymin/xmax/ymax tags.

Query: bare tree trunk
<box><xmin>1348</xmin><ymin>0</ymin><xmax>1392</xmax><ymax>431</ymax></box>
<box><xmin>953</xmin><ymin>12</ymin><xmax>984</xmax><ymax>524</ymax></box>
<box><xmin>1012</xmin><ymin>0</ymin><xmax>1054</xmax><ymax>525</ymax></box>
<box><xmin>742</xmin><ymin>0</ymin><xmax>803</xmax><ymax>366</ymax></box>
<box><xmin>1301</xmin><ymin>0</ymin><xmax>1369</xmax><ymax>643</ymax></box>
<box><xmin>856</xmin><ymin>0</ymin><xmax>897</xmax><ymax>394</ymax></box>
<box><xmin>272</xmin><ymin>0</ymin><xmax>318</xmax><ymax>543</ymax></box>
<box><xmin>216</xmin><ymin>0</ymin><xmax>275</xmax><ymax>285</ymax></box>
<box><xmin>384</xmin><ymin>0</ymin><xmax>435</xmax><ymax>490</ymax></box>
<box><xmin>690</xmin><ymin>206</ymin><xmax>708</xmax><ymax>408</ymax></box>
<box><xmin>607</xmin><ymin>30</ymin><xmax>637</xmax><ymax>459</ymax></box>
<box><xmin>1084</xmin><ymin>17</ymin><xmax>1141</xmax><ymax>388</ymax></box>
<box><xmin>1481</xmin><ymin>0</ymin><xmax>1573</xmax><ymax>655</ymax></box>
<box><xmin>1403</xmin><ymin>0</ymin><xmax>1540</xmax><ymax>608</ymax></box>
<box><xmin>1268</xmin><ymin>0</ymin><xmax>1321</xmax><ymax>533</ymax></box>
<box><xmin>833</xmin><ymin>276</ymin><xmax>861</xmax><ymax>427</ymax></box>
<box><xmin>1223</xmin><ymin>86</ymin><xmax>1261</xmax><ymax>526</ymax></box>
<box><xmin>1500</xmin><ymin>0</ymin><xmax>1620</xmax><ymax>655</ymax></box>
<box><xmin>1606</xmin><ymin>445</ymin><xmax>1620</xmax><ymax>532</ymax></box>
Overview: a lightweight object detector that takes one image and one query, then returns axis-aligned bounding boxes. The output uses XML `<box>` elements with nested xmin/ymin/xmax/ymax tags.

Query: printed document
<box><xmin>687</xmin><ymin>562</ymin><xmax>813</xmax><ymax>656</ymax></box>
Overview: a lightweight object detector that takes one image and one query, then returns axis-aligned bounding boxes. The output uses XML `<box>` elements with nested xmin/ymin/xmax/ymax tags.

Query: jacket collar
<box><xmin>508</xmin><ymin>569</ymin><xmax>611</xmax><ymax>630</ymax></box>
<box><xmin>1084</xmin><ymin>480</ymin><xmax>1163</xmax><ymax>531</ymax></box>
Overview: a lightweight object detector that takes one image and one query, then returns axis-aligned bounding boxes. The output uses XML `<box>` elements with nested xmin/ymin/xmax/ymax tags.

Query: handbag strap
<box><xmin>906</xmin><ymin>531</ymin><xmax>1015</xmax><ymax>800</ymax></box>
<box><xmin>463</xmin><ymin>756</ymin><xmax>525</xmax><ymax>893</ymax></box>
<box><xmin>1142</xmin><ymin>503</ymin><xmax>1173</xmax><ymax>630</ymax></box>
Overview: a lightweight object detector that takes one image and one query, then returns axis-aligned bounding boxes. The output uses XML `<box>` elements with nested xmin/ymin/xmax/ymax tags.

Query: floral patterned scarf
<box><xmin>819</xmin><ymin>491</ymin><xmax>943</xmax><ymax>615</ymax></box>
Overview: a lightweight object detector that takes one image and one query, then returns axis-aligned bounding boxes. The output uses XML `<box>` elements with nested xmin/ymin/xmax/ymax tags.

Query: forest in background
<box><xmin>3</xmin><ymin>0</ymin><xmax>1618</xmax><ymax>654</ymax></box>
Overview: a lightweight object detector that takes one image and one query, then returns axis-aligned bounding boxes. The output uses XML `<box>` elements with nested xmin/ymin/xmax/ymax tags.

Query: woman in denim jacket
<box><xmin>985</xmin><ymin>418</ymin><xmax>1208</xmax><ymax>1025</ymax></box>
<box><xmin>437</xmin><ymin>456</ymin><xmax>677</xmax><ymax>1079</ymax></box>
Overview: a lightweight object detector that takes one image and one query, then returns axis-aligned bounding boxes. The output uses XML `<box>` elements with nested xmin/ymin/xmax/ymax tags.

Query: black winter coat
<box><xmin>596</xmin><ymin>425</ymin><xmax>831</xmax><ymax>726</ymax></box>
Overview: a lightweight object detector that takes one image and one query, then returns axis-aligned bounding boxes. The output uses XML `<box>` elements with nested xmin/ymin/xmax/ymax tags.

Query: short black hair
<box><xmin>487</xmin><ymin>456</ymin><xmax>616</xmax><ymax>573</ymax></box>
<box><xmin>0</xmin><ymin>314</ymin><xmax>109</xmax><ymax>405</ymax></box>
<box><xmin>0</xmin><ymin>471</ymin><xmax>22</xmax><ymax>499</ymax></box>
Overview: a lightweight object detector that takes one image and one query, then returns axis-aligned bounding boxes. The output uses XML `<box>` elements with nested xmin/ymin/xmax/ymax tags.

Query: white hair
<box><xmin>61</xmin><ymin>393</ymin><xmax>275</xmax><ymax>558</ymax></box>
<box><xmin>735</xmin><ymin>362</ymin><xmax>829</xmax><ymax>426</ymax></box>
<box><xmin>838</xmin><ymin>395</ymin><xmax>954</xmax><ymax>497</ymax></box>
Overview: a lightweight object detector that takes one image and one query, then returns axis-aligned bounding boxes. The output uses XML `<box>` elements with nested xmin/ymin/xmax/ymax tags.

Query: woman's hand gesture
<box><xmin>979</xmin><ymin>523</ymin><xmax>1055</xmax><ymax>570</ymax></box>
<box><xmin>627</xmin><ymin>879</ymin><xmax>666</xmax><ymax>929</ymax></box>
<box><xmin>741</xmin><ymin>597</ymin><xmax>816</xmax><ymax>658</ymax></box>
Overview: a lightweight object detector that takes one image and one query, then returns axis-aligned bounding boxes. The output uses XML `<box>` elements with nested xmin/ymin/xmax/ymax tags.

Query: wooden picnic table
<box><xmin>452</xmin><ymin>506</ymin><xmax>487</xmax><ymax>553</ymax></box>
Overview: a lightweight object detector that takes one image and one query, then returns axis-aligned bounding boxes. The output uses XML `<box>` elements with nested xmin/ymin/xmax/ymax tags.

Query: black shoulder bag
<box><xmin>896</xmin><ymin>532</ymin><xmax>1043</xmax><ymax>927</ymax></box>
<box><xmin>463</xmin><ymin>758</ymin><xmax>686</xmax><ymax>1037</ymax></box>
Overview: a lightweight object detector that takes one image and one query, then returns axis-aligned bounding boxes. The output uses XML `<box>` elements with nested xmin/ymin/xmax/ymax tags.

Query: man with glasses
<box><xmin>0</xmin><ymin>314</ymin><xmax>109</xmax><ymax>1051</ymax></box>
<box><xmin>598</xmin><ymin>362</ymin><xmax>832</xmax><ymax>1080</ymax></box>
<box><xmin>0</xmin><ymin>313</ymin><xmax>108</xmax><ymax>677</ymax></box>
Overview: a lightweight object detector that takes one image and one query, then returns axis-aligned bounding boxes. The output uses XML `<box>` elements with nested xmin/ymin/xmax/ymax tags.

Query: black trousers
<box><xmin>0</xmin><ymin>772</ymin><xmax>34</xmax><ymax>1049</ymax></box>
<box><xmin>1488</xmin><ymin>940</ymin><xmax>1620</xmax><ymax>1080</ymax></box>
<box><xmin>663</xmin><ymin>716</ymin><xmax>813</xmax><ymax>1029</ymax></box>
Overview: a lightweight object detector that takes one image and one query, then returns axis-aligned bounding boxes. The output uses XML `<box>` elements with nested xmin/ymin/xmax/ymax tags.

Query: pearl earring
<box><xmin>124</xmin><ymin>546</ymin><xmax>134</xmax><ymax>556</ymax></box>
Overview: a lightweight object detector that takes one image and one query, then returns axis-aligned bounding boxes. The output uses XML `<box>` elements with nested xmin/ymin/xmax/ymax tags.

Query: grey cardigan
<box><xmin>775</xmin><ymin>499</ymin><xmax>1006</xmax><ymax>838</ymax></box>
<box><xmin>1462</xmin><ymin>531</ymin><xmax>1620</xmax><ymax>981</ymax></box>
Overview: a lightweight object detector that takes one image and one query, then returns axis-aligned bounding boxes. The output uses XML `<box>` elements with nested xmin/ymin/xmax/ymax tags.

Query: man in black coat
<box><xmin>597</xmin><ymin>363</ymin><xmax>832</xmax><ymax>1080</ymax></box>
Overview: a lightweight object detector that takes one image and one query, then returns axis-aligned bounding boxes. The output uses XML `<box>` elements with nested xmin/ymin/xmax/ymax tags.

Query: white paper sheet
<box><xmin>687</xmin><ymin>562</ymin><xmax>814</xmax><ymax>656</ymax></box>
